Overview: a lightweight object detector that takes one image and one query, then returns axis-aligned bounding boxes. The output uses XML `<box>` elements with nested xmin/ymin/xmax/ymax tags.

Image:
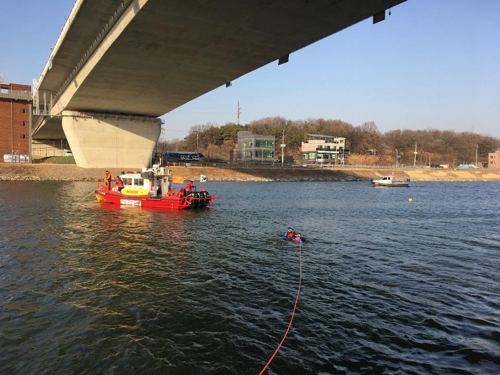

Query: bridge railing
<box><xmin>33</xmin><ymin>0</ymin><xmax>133</xmax><ymax>117</ymax></box>
<box><xmin>52</xmin><ymin>0</ymin><xmax>133</xmax><ymax>105</ymax></box>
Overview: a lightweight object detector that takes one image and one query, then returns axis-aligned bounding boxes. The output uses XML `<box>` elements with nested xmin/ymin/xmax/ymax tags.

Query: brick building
<box><xmin>0</xmin><ymin>82</ymin><xmax>32</xmax><ymax>160</ymax></box>
<box><xmin>488</xmin><ymin>149</ymin><xmax>500</xmax><ymax>170</ymax></box>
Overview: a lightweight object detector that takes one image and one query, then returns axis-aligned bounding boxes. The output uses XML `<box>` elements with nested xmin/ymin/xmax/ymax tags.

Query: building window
<box><xmin>21</xmin><ymin>108</ymin><xmax>27</xmax><ymax>114</ymax></box>
<box><xmin>21</xmin><ymin>121</ymin><xmax>26</xmax><ymax>127</ymax></box>
<box><xmin>255</xmin><ymin>150</ymin><xmax>274</xmax><ymax>158</ymax></box>
<box><xmin>20</xmin><ymin>134</ymin><xmax>27</xmax><ymax>139</ymax></box>
<box><xmin>255</xmin><ymin>140</ymin><xmax>274</xmax><ymax>148</ymax></box>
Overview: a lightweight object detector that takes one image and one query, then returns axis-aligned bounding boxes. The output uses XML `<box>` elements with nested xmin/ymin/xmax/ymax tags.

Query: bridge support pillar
<box><xmin>61</xmin><ymin>111</ymin><xmax>161</xmax><ymax>168</ymax></box>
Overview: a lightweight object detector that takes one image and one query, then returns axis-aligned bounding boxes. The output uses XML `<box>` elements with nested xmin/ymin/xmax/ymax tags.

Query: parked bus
<box><xmin>153</xmin><ymin>151</ymin><xmax>204</xmax><ymax>165</ymax></box>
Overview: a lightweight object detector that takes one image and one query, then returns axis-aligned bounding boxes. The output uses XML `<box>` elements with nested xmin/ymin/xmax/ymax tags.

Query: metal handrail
<box><xmin>52</xmin><ymin>0</ymin><xmax>133</xmax><ymax>104</ymax></box>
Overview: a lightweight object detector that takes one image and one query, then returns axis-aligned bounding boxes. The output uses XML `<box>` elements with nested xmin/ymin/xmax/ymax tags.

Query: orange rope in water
<box><xmin>259</xmin><ymin>241</ymin><xmax>303</xmax><ymax>374</ymax></box>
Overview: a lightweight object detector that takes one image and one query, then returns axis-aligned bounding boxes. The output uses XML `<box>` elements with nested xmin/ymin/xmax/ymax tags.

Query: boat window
<box><xmin>133</xmin><ymin>178</ymin><xmax>144</xmax><ymax>186</ymax></box>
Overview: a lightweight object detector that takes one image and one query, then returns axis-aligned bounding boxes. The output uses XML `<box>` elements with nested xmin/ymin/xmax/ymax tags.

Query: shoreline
<box><xmin>1</xmin><ymin>163</ymin><xmax>500</xmax><ymax>182</ymax></box>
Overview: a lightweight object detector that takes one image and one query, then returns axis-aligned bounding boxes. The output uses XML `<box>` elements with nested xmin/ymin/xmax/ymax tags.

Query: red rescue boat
<box><xmin>95</xmin><ymin>166</ymin><xmax>217</xmax><ymax>209</ymax></box>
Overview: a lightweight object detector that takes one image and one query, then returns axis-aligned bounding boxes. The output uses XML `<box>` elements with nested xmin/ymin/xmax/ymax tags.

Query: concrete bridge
<box><xmin>32</xmin><ymin>0</ymin><xmax>405</xmax><ymax>168</ymax></box>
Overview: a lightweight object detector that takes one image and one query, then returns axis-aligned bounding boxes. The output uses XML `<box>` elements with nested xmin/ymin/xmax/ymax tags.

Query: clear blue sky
<box><xmin>1</xmin><ymin>0</ymin><xmax>499</xmax><ymax>141</ymax></box>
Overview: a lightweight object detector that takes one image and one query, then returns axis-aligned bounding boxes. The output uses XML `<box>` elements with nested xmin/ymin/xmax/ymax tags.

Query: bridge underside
<box><xmin>33</xmin><ymin>0</ymin><xmax>405</xmax><ymax>168</ymax></box>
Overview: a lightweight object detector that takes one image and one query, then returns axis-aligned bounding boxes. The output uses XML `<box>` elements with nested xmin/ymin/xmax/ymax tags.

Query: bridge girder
<box><xmin>32</xmin><ymin>0</ymin><xmax>405</xmax><ymax>166</ymax></box>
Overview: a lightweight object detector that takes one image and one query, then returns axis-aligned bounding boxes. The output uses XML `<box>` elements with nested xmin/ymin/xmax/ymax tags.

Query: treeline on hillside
<box><xmin>158</xmin><ymin>117</ymin><xmax>500</xmax><ymax>165</ymax></box>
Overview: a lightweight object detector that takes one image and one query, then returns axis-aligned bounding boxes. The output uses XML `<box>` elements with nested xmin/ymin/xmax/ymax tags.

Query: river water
<box><xmin>0</xmin><ymin>180</ymin><xmax>499</xmax><ymax>374</ymax></box>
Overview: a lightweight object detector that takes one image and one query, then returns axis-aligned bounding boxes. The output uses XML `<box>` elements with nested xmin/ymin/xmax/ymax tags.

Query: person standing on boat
<box><xmin>105</xmin><ymin>170</ymin><xmax>112</xmax><ymax>190</ymax></box>
<box><xmin>115</xmin><ymin>175</ymin><xmax>124</xmax><ymax>192</ymax></box>
<box><xmin>185</xmin><ymin>180</ymin><xmax>194</xmax><ymax>192</ymax></box>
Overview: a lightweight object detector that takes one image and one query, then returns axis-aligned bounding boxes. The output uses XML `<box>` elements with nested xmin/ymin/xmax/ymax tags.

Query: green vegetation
<box><xmin>159</xmin><ymin>117</ymin><xmax>500</xmax><ymax>166</ymax></box>
<box><xmin>40</xmin><ymin>156</ymin><xmax>76</xmax><ymax>164</ymax></box>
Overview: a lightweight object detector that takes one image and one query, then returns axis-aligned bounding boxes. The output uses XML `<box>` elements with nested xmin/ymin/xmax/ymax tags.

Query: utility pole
<box><xmin>413</xmin><ymin>142</ymin><xmax>417</xmax><ymax>167</ymax></box>
<box><xmin>475</xmin><ymin>144</ymin><xmax>478</xmax><ymax>167</ymax></box>
<box><xmin>236</xmin><ymin>101</ymin><xmax>242</xmax><ymax>125</ymax></box>
<box><xmin>281</xmin><ymin>129</ymin><xmax>285</xmax><ymax>165</ymax></box>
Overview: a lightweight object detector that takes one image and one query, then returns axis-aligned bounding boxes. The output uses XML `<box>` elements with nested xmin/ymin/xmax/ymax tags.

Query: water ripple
<box><xmin>0</xmin><ymin>181</ymin><xmax>499</xmax><ymax>374</ymax></box>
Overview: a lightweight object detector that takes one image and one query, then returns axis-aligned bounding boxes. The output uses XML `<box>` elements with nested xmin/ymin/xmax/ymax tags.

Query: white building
<box><xmin>301</xmin><ymin>134</ymin><xmax>348</xmax><ymax>164</ymax></box>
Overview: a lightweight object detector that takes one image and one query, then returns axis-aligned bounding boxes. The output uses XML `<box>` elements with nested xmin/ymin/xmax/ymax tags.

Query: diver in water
<box><xmin>283</xmin><ymin>227</ymin><xmax>295</xmax><ymax>239</ymax></box>
<box><xmin>291</xmin><ymin>233</ymin><xmax>306</xmax><ymax>243</ymax></box>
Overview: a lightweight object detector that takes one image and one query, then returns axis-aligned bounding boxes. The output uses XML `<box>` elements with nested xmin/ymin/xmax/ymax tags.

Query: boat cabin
<box><xmin>118</xmin><ymin>165</ymin><xmax>171</xmax><ymax>197</ymax></box>
<box><xmin>378</xmin><ymin>176</ymin><xmax>393</xmax><ymax>183</ymax></box>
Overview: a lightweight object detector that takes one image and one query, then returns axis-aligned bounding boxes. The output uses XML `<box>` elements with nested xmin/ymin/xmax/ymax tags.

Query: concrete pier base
<box><xmin>62</xmin><ymin>111</ymin><xmax>161</xmax><ymax>168</ymax></box>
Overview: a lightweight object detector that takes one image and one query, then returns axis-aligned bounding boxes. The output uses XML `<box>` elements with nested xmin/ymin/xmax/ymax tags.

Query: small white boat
<box><xmin>371</xmin><ymin>175</ymin><xmax>410</xmax><ymax>188</ymax></box>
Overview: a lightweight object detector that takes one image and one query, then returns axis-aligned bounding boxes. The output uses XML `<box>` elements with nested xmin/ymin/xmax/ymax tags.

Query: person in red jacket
<box><xmin>283</xmin><ymin>227</ymin><xmax>295</xmax><ymax>239</ymax></box>
<box><xmin>115</xmin><ymin>175</ymin><xmax>124</xmax><ymax>192</ymax></box>
<box><xmin>292</xmin><ymin>233</ymin><xmax>305</xmax><ymax>243</ymax></box>
<box><xmin>104</xmin><ymin>170</ymin><xmax>112</xmax><ymax>190</ymax></box>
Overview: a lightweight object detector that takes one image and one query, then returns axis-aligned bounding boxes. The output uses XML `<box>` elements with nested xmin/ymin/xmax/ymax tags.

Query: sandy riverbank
<box><xmin>1</xmin><ymin>163</ymin><xmax>500</xmax><ymax>182</ymax></box>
